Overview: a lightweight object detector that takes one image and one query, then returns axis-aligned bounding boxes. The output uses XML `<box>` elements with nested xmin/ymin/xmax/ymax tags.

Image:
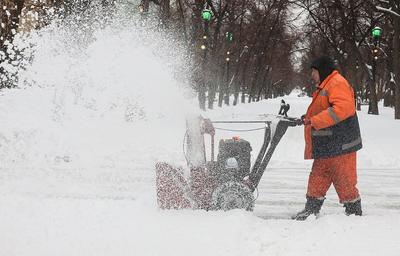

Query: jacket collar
<box><xmin>318</xmin><ymin>70</ymin><xmax>338</xmax><ymax>89</ymax></box>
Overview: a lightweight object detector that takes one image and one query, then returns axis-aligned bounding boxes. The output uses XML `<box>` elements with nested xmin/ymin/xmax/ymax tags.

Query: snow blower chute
<box><xmin>156</xmin><ymin>116</ymin><xmax>300</xmax><ymax>211</ymax></box>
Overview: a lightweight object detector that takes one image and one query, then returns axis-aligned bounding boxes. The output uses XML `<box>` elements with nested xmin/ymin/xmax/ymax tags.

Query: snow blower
<box><xmin>156</xmin><ymin>115</ymin><xmax>301</xmax><ymax>211</ymax></box>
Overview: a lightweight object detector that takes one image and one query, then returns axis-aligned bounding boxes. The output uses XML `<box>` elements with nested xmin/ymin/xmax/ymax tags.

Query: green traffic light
<box><xmin>202</xmin><ymin>9</ymin><xmax>212</xmax><ymax>22</ymax></box>
<box><xmin>372</xmin><ymin>27</ymin><xmax>382</xmax><ymax>38</ymax></box>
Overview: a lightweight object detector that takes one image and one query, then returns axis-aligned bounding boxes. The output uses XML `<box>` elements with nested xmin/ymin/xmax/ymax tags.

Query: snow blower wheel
<box><xmin>211</xmin><ymin>181</ymin><xmax>255</xmax><ymax>211</ymax></box>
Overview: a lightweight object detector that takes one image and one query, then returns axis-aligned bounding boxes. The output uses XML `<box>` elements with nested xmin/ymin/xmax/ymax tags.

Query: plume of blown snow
<box><xmin>0</xmin><ymin>3</ymin><xmax>198</xmax><ymax>174</ymax></box>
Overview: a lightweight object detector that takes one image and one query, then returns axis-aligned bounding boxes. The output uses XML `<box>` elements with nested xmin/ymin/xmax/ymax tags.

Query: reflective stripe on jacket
<box><xmin>304</xmin><ymin>70</ymin><xmax>362</xmax><ymax>159</ymax></box>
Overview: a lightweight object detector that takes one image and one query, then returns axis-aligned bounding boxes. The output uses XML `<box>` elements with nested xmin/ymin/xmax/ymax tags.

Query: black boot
<box><xmin>344</xmin><ymin>199</ymin><xmax>362</xmax><ymax>216</ymax></box>
<box><xmin>292</xmin><ymin>196</ymin><xmax>324</xmax><ymax>221</ymax></box>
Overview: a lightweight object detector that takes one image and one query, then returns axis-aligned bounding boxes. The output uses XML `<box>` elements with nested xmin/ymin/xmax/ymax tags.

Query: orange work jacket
<box><xmin>304</xmin><ymin>70</ymin><xmax>362</xmax><ymax>159</ymax></box>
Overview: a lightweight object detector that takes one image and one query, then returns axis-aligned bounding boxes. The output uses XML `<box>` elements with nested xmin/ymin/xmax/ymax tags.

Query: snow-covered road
<box><xmin>1</xmin><ymin>93</ymin><xmax>400</xmax><ymax>256</ymax></box>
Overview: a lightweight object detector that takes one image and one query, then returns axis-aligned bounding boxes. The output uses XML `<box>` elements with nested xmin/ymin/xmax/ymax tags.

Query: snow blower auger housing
<box><xmin>156</xmin><ymin>116</ymin><xmax>300</xmax><ymax>211</ymax></box>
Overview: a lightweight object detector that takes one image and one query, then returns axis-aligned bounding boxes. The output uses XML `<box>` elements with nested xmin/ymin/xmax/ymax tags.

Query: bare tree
<box><xmin>294</xmin><ymin>0</ymin><xmax>386</xmax><ymax>115</ymax></box>
<box><xmin>370</xmin><ymin>0</ymin><xmax>400</xmax><ymax>118</ymax></box>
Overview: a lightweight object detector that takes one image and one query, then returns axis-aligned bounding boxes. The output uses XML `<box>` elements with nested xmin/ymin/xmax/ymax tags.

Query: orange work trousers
<box><xmin>307</xmin><ymin>152</ymin><xmax>360</xmax><ymax>203</ymax></box>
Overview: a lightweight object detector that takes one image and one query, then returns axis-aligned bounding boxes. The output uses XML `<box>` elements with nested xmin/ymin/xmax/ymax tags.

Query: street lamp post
<box><xmin>201</xmin><ymin>8</ymin><xmax>212</xmax><ymax>48</ymax></box>
<box><xmin>369</xmin><ymin>26</ymin><xmax>382</xmax><ymax>114</ymax></box>
<box><xmin>201</xmin><ymin>8</ymin><xmax>212</xmax><ymax>54</ymax></box>
<box><xmin>224</xmin><ymin>51</ymin><xmax>231</xmax><ymax>105</ymax></box>
<box><xmin>224</xmin><ymin>31</ymin><xmax>234</xmax><ymax>106</ymax></box>
<box><xmin>199</xmin><ymin>7</ymin><xmax>213</xmax><ymax>110</ymax></box>
<box><xmin>355</xmin><ymin>60</ymin><xmax>361</xmax><ymax>111</ymax></box>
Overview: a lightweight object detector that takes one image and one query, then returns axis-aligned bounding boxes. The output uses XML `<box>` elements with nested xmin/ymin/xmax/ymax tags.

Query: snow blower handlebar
<box><xmin>248</xmin><ymin>119</ymin><xmax>298</xmax><ymax>190</ymax></box>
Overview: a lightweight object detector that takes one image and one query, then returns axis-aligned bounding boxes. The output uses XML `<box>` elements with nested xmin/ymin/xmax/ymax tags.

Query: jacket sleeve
<box><xmin>310</xmin><ymin>79</ymin><xmax>356</xmax><ymax>130</ymax></box>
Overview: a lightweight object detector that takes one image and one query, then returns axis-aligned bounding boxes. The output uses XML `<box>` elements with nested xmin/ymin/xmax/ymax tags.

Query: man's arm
<box><xmin>310</xmin><ymin>81</ymin><xmax>355</xmax><ymax>130</ymax></box>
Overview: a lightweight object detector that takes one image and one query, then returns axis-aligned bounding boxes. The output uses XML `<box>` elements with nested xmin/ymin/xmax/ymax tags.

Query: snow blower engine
<box><xmin>156</xmin><ymin>116</ymin><xmax>300</xmax><ymax>211</ymax></box>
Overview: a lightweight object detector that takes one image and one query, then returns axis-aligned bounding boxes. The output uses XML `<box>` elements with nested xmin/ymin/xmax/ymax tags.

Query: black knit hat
<box><xmin>310</xmin><ymin>56</ymin><xmax>336</xmax><ymax>84</ymax></box>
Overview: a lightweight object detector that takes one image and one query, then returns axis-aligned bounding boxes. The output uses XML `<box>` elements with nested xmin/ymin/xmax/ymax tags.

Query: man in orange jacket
<box><xmin>293</xmin><ymin>56</ymin><xmax>363</xmax><ymax>220</ymax></box>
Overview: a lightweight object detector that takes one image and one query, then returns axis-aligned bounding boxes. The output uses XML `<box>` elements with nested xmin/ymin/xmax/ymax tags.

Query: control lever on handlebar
<box><xmin>280</xmin><ymin>116</ymin><xmax>304</xmax><ymax>126</ymax></box>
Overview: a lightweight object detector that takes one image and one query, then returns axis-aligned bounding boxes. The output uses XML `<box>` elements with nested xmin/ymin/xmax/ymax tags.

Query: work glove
<box><xmin>303</xmin><ymin>118</ymin><xmax>311</xmax><ymax>126</ymax></box>
<box><xmin>300</xmin><ymin>114</ymin><xmax>311</xmax><ymax>126</ymax></box>
<box><xmin>293</xmin><ymin>115</ymin><xmax>306</xmax><ymax>126</ymax></box>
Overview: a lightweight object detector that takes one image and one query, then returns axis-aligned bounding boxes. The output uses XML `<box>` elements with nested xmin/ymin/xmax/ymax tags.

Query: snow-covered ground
<box><xmin>1</xmin><ymin>12</ymin><xmax>400</xmax><ymax>255</ymax></box>
<box><xmin>1</xmin><ymin>90</ymin><xmax>400</xmax><ymax>256</ymax></box>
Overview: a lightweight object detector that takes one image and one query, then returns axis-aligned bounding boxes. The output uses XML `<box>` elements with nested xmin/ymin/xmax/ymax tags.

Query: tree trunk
<box><xmin>394</xmin><ymin>16</ymin><xmax>400</xmax><ymax>119</ymax></box>
<box><xmin>176</xmin><ymin>0</ymin><xmax>188</xmax><ymax>42</ymax></box>
<box><xmin>354</xmin><ymin>68</ymin><xmax>362</xmax><ymax>111</ymax></box>
<box><xmin>223</xmin><ymin>60</ymin><xmax>230</xmax><ymax>106</ymax></box>
<box><xmin>207</xmin><ymin>80</ymin><xmax>216</xmax><ymax>109</ymax></box>
<box><xmin>192</xmin><ymin>0</ymin><xmax>206</xmax><ymax>110</ymax></box>
<box><xmin>241</xmin><ymin>90</ymin><xmax>246</xmax><ymax>103</ymax></box>
<box><xmin>248</xmin><ymin>57</ymin><xmax>263</xmax><ymax>103</ymax></box>
<box><xmin>218</xmin><ymin>62</ymin><xmax>224</xmax><ymax>107</ymax></box>
<box><xmin>350</xmin><ymin>43</ymin><xmax>379</xmax><ymax>115</ymax></box>
<box><xmin>159</xmin><ymin>0</ymin><xmax>170</xmax><ymax>26</ymax></box>
<box><xmin>198</xmin><ymin>89</ymin><xmax>206</xmax><ymax>110</ymax></box>
<box><xmin>0</xmin><ymin>0</ymin><xmax>25</xmax><ymax>88</ymax></box>
<box><xmin>233</xmin><ymin>88</ymin><xmax>239</xmax><ymax>106</ymax></box>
